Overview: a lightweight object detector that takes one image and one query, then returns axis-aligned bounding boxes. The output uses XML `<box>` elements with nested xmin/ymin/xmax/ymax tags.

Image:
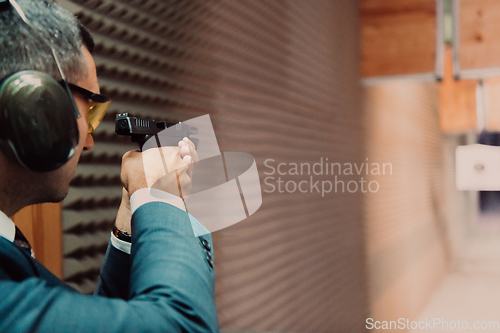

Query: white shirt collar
<box><xmin>0</xmin><ymin>210</ymin><xmax>15</xmax><ymax>242</ymax></box>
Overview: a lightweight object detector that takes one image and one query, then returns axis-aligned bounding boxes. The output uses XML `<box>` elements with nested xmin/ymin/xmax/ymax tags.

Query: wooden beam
<box><xmin>361</xmin><ymin>0</ymin><xmax>437</xmax><ymax>77</ymax></box>
<box><xmin>459</xmin><ymin>0</ymin><xmax>500</xmax><ymax>70</ymax></box>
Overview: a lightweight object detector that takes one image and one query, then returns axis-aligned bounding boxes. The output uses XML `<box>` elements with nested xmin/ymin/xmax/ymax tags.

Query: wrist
<box><xmin>115</xmin><ymin>218</ymin><xmax>131</xmax><ymax>234</ymax></box>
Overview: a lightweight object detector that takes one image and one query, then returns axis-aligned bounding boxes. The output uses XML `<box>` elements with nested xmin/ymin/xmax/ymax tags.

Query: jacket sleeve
<box><xmin>94</xmin><ymin>241</ymin><xmax>131</xmax><ymax>300</ymax></box>
<box><xmin>0</xmin><ymin>202</ymin><xmax>218</xmax><ymax>332</ymax></box>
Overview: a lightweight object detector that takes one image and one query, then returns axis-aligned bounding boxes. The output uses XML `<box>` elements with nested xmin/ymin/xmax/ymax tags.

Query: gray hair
<box><xmin>0</xmin><ymin>0</ymin><xmax>88</xmax><ymax>83</ymax></box>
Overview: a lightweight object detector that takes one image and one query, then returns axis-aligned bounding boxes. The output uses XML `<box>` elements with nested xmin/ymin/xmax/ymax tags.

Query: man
<box><xmin>0</xmin><ymin>0</ymin><xmax>218</xmax><ymax>331</ymax></box>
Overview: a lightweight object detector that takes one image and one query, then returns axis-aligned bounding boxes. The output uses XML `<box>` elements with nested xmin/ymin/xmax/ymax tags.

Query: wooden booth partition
<box><xmin>485</xmin><ymin>76</ymin><xmax>500</xmax><ymax>131</ymax></box>
<box><xmin>439</xmin><ymin>46</ymin><xmax>477</xmax><ymax>132</ymax></box>
<box><xmin>11</xmin><ymin>203</ymin><xmax>63</xmax><ymax>278</ymax></box>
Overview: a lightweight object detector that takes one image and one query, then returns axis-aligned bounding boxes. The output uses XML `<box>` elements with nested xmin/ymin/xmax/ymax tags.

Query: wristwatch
<box><xmin>113</xmin><ymin>225</ymin><xmax>132</xmax><ymax>243</ymax></box>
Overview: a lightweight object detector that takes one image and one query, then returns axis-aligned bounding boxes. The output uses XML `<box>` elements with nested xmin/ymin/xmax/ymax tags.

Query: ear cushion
<box><xmin>0</xmin><ymin>70</ymin><xmax>79</xmax><ymax>172</ymax></box>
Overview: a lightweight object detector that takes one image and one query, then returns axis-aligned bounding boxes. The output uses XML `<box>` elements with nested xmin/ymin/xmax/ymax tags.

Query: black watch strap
<box><xmin>113</xmin><ymin>225</ymin><xmax>132</xmax><ymax>243</ymax></box>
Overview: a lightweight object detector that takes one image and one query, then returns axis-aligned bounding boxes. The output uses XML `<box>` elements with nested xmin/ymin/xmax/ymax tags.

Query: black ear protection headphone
<box><xmin>0</xmin><ymin>0</ymin><xmax>80</xmax><ymax>172</ymax></box>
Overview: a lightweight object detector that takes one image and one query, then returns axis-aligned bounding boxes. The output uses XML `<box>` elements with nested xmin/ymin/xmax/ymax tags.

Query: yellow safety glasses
<box><xmin>68</xmin><ymin>83</ymin><xmax>111</xmax><ymax>133</ymax></box>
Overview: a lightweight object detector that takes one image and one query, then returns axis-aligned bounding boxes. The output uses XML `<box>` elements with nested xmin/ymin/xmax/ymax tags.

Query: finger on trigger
<box><xmin>180</xmin><ymin>145</ymin><xmax>190</xmax><ymax>157</ymax></box>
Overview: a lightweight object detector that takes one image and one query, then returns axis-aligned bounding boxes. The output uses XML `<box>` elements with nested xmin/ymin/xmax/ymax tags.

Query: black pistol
<box><xmin>115</xmin><ymin>113</ymin><xmax>198</xmax><ymax>151</ymax></box>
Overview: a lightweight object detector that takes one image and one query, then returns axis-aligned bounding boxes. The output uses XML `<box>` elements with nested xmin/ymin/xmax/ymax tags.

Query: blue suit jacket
<box><xmin>0</xmin><ymin>202</ymin><xmax>218</xmax><ymax>332</ymax></box>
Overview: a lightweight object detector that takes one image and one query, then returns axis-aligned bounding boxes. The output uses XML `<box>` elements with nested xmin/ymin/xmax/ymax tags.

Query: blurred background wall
<box><xmin>56</xmin><ymin>0</ymin><xmax>369</xmax><ymax>332</ymax></box>
<box><xmin>364</xmin><ymin>81</ymin><xmax>453</xmax><ymax>323</ymax></box>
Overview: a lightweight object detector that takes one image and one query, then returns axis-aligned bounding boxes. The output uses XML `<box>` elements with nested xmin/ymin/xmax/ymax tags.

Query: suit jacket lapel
<box><xmin>0</xmin><ymin>237</ymin><xmax>74</xmax><ymax>291</ymax></box>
